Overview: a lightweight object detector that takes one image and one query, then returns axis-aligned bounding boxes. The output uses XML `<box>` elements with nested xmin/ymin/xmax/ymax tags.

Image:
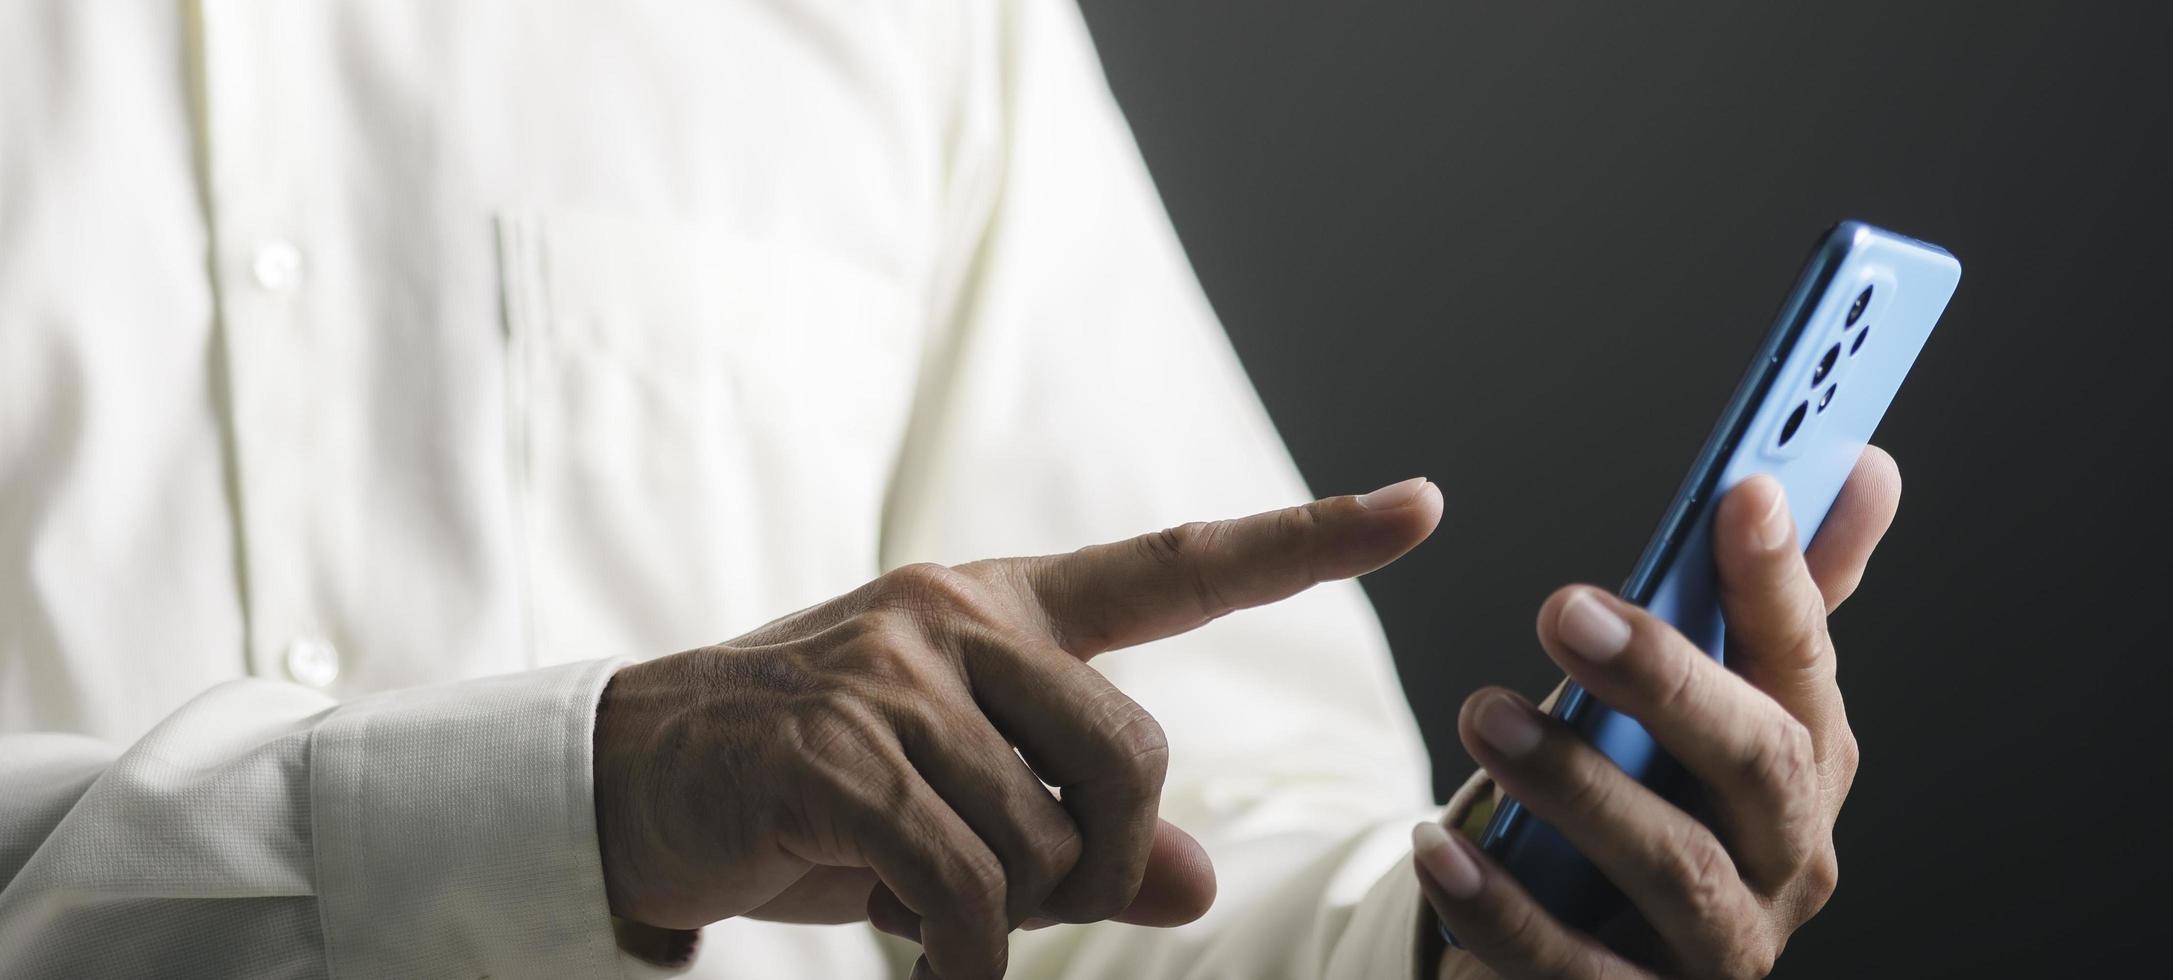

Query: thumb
<box><xmin>1107</xmin><ymin>818</ymin><xmax>1217</xmax><ymax>927</ymax></box>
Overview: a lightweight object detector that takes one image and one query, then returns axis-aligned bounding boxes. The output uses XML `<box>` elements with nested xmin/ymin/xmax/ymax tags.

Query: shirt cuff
<box><xmin>310</xmin><ymin>658</ymin><xmax>632</xmax><ymax>978</ymax></box>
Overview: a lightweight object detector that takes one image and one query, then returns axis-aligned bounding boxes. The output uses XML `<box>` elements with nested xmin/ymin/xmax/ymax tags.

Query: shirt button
<box><xmin>284</xmin><ymin>636</ymin><xmax>341</xmax><ymax>688</ymax></box>
<box><xmin>252</xmin><ymin>240</ymin><xmax>305</xmax><ymax>292</ymax></box>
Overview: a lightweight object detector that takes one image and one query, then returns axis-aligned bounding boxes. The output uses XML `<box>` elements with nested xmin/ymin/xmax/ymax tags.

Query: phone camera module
<box><xmin>1778</xmin><ymin>401</ymin><xmax>1809</xmax><ymax>446</ymax></box>
<box><xmin>1811</xmin><ymin>344</ymin><xmax>1840</xmax><ymax>386</ymax></box>
<box><xmin>1847</xmin><ymin>285</ymin><xmax>1873</xmax><ymax>327</ymax></box>
<box><xmin>1817</xmin><ymin>383</ymin><xmax>1836</xmax><ymax>413</ymax></box>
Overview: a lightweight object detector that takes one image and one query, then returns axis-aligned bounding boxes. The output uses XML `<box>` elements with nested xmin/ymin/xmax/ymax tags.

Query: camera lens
<box><xmin>1811</xmin><ymin>344</ymin><xmax>1840</xmax><ymax>386</ymax></box>
<box><xmin>1778</xmin><ymin>401</ymin><xmax>1808</xmax><ymax>446</ymax></box>
<box><xmin>1850</xmin><ymin>325</ymin><xmax>1870</xmax><ymax>355</ymax></box>
<box><xmin>1818</xmin><ymin>383</ymin><xmax>1836</xmax><ymax>413</ymax></box>
<box><xmin>1847</xmin><ymin>285</ymin><xmax>1872</xmax><ymax>326</ymax></box>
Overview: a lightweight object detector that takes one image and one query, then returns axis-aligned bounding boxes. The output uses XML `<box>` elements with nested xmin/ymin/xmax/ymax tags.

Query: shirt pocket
<box><xmin>496</xmin><ymin>209</ymin><xmax>923</xmax><ymax>666</ymax></box>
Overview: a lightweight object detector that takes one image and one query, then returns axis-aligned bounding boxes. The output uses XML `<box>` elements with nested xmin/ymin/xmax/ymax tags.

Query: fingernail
<box><xmin>1022</xmin><ymin>915</ymin><xmax>1058</xmax><ymax>931</ymax></box>
<box><xmin>1474</xmin><ymin>693</ymin><xmax>1543</xmax><ymax>757</ymax></box>
<box><xmin>1757</xmin><ymin>481</ymin><xmax>1793</xmax><ymax>551</ymax></box>
<box><xmin>1412</xmin><ymin>821</ymin><xmax>1483</xmax><ymax>899</ymax></box>
<box><xmin>1357</xmin><ymin>476</ymin><xmax>1429</xmax><ymax>510</ymax></box>
<box><xmin>1558</xmin><ymin>589</ymin><xmax>1631</xmax><ymax>663</ymax></box>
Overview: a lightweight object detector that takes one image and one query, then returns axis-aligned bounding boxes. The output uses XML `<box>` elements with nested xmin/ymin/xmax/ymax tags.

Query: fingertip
<box><xmin>1412</xmin><ymin>479</ymin><xmax>1446</xmax><ymax>528</ymax></box>
<box><xmin>1321</xmin><ymin>480</ymin><xmax>1443</xmax><ymax>579</ymax></box>
<box><xmin>1860</xmin><ymin>442</ymin><xmax>1898</xmax><ymax>475</ymax></box>
<box><xmin>1454</xmin><ymin>686</ymin><xmax>1531</xmax><ymax>753</ymax></box>
<box><xmin>1800</xmin><ymin>446</ymin><xmax>1903</xmax><ymax>611</ymax></box>
<box><xmin>1741</xmin><ymin>470</ymin><xmax>1787</xmax><ymax>504</ymax></box>
<box><xmin>1533</xmin><ymin>583</ymin><xmax>1614</xmax><ymax>644</ymax></box>
<box><xmin>1717</xmin><ymin>473</ymin><xmax>1789</xmax><ymax>552</ymax></box>
<box><xmin>1355</xmin><ymin>476</ymin><xmax>1431</xmax><ymax>510</ymax></box>
<box><xmin>1114</xmin><ymin>820</ymin><xmax>1218</xmax><ymax>927</ymax></box>
<box><xmin>1854</xmin><ymin>444</ymin><xmax>1904</xmax><ymax>513</ymax></box>
<box><xmin>866</xmin><ymin>882</ymin><xmax>921</xmax><ymax>942</ymax></box>
<box><xmin>1410</xmin><ymin>820</ymin><xmax>1484</xmax><ymax>900</ymax></box>
<box><xmin>1152</xmin><ymin>821</ymin><xmax>1218</xmax><ymax>923</ymax></box>
<box><xmin>1360</xmin><ymin>477</ymin><xmax>1443</xmax><ymax>535</ymax></box>
<box><xmin>1823</xmin><ymin>447</ymin><xmax>1901</xmax><ymax>550</ymax></box>
<box><xmin>1533</xmin><ymin>585</ymin><xmax>1572</xmax><ymax>636</ymax></box>
<box><xmin>1384</xmin><ymin>480</ymin><xmax>1446</xmax><ymax>551</ymax></box>
<box><xmin>1411</xmin><ymin>819</ymin><xmax>1460</xmax><ymax>863</ymax></box>
<box><xmin>1454</xmin><ymin>685</ymin><xmax>1496</xmax><ymax>733</ymax></box>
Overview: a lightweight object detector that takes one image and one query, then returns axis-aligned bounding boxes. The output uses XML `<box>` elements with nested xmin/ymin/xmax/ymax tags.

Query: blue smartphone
<box><xmin>1470</xmin><ymin>221</ymin><xmax>1961</xmax><ymax>939</ymax></box>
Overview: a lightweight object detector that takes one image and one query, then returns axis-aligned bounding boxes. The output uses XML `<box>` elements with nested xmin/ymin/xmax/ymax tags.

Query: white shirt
<box><xmin>0</xmin><ymin>2</ymin><xmax>1446</xmax><ymax>977</ymax></box>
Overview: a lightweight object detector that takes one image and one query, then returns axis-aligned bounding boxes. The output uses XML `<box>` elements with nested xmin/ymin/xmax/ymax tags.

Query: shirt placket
<box><xmin>192</xmin><ymin>0</ymin><xmax>343</xmax><ymax>691</ymax></box>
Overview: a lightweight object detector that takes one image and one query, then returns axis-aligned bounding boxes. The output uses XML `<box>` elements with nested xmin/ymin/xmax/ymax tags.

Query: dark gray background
<box><xmin>1076</xmin><ymin>1</ymin><xmax>2167</xmax><ymax>974</ymax></box>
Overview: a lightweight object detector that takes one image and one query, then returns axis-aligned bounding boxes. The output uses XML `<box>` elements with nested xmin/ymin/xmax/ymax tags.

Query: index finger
<box><xmin>1801</xmin><ymin>445</ymin><xmax>1903</xmax><ymax>613</ymax></box>
<box><xmin>1007</xmin><ymin>477</ymin><xmax>1442</xmax><ymax>657</ymax></box>
<box><xmin>845</xmin><ymin>766</ymin><xmax>1010</xmax><ymax>980</ymax></box>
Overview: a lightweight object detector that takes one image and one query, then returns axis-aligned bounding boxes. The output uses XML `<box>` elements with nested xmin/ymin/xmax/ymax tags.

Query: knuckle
<box><xmin>1662</xmin><ymin>825</ymin><xmax>1739</xmax><ymax>924</ymax></box>
<box><xmin>1836</xmin><ymin>730</ymin><xmax>1863</xmax><ymax>779</ymax></box>
<box><xmin>1768</xmin><ymin>594</ymin><xmax>1834</xmax><ymax>668</ymax></box>
<box><xmin>1801</xmin><ymin>845</ymin><xmax>1841</xmax><ymax>913</ymax></box>
<box><xmin>1650</xmin><ymin>643</ymin><xmax>1705</xmax><ymax>715</ymax></box>
<box><xmin>1717</xmin><ymin>929</ymin><xmax>1781</xmax><ymax>980</ymax></box>
<box><xmin>1138</xmin><ymin>521</ymin><xmax>1236</xmax><ymax>616</ymax></box>
<box><xmin>1827</xmin><ymin>728</ymin><xmax>1863</xmax><ymax>802</ymax></box>
<box><xmin>1556</xmin><ymin>750</ymin><xmax>1620</xmax><ymax>817</ymax></box>
<box><xmin>1275</xmin><ymin>500</ymin><xmax>1326</xmax><ymax>541</ymax></box>
<box><xmin>946</xmin><ymin>848</ymin><xmax>1009</xmax><ymax>919</ymax></box>
<box><xmin>1136</xmin><ymin>524</ymin><xmax>1193</xmax><ymax>569</ymax></box>
<box><xmin>1744</xmin><ymin>717</ymin><xmax>1819</xmax><ymax>818</ymax></box>
<box><xmin>877</xmin><ymin>562</ymin><xmax>982</xmax><ymax>612</ymax></box>
<box><xmin>792</xmin><ymin>700</ymin><xmax>904</xmax><ymax>805</ymax></box>
<box><xmin>1779</xmin><ymin>625</ymin><xmax>1832</xmax><ymax>673</ymax></box>
<box><xmin>1484</xmin><ymin>899</ymin><xmax>1553</xmax><ymax>962</ymax></box>
<box><xmin>1100</xmin><ymin>703</ymin><xmax>1171</xmax><ymax>784</ymax></box>
<box><xmin>1274</xmin><ymin>503</ymin><xmax>1328</xmax><ymax>576</ymax></box>
<box><xmin>1023</xmin><ymin>822</ymin><xmax>1085</xmax><ymax>885</ymax></box>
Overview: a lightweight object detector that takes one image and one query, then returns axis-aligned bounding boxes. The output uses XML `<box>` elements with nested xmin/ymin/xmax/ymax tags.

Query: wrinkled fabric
<box><xmin>0</xmin><ymin>2</ymin><xmax>1444</xmax><ymax>977</ymax></box>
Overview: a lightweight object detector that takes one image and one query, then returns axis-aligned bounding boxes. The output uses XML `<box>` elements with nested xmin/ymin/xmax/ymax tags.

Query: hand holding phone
<box><xmin>1414</xmin><ymin>222</ymin><xmax>1958</xmax><ymax>976</ymax></box>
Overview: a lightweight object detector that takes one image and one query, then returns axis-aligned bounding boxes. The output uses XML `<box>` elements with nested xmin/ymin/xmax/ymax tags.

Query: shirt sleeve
<box><xmin>0</xmin><ymin>659</ymin><xmax>646</xmax><ymax>980</ymax></box>
<box><xmin>877</xmin><ymin>2</ymin><xmax>1448</xmax><ymax>976</ymax></box>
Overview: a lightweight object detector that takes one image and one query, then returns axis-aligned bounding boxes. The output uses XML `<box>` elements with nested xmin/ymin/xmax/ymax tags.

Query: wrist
<box><xmin>594</xmin><ymin>657</ymin><xmax>714</xmax><ymax>967</ymax></box>
<box><xmin>592</xmin><ymin>660</ymin><xmax>658</xmax><ymax>923</ymax></box>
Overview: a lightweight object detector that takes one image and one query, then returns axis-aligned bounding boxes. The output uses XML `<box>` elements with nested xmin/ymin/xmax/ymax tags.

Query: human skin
<box><xmin>1418</xmin><ymin>447</ymin><xmax>1901</xmax><ymax>979</ymax></box>
<box><xmin>593</xmin><ymin>476</ymin><xmax>1445</xmax><ymax>979</ymax></box>
<box><xmin>594</xmin><ymin>448</ymin><xmax>1897</xmax><ymax>980</ymax></box>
